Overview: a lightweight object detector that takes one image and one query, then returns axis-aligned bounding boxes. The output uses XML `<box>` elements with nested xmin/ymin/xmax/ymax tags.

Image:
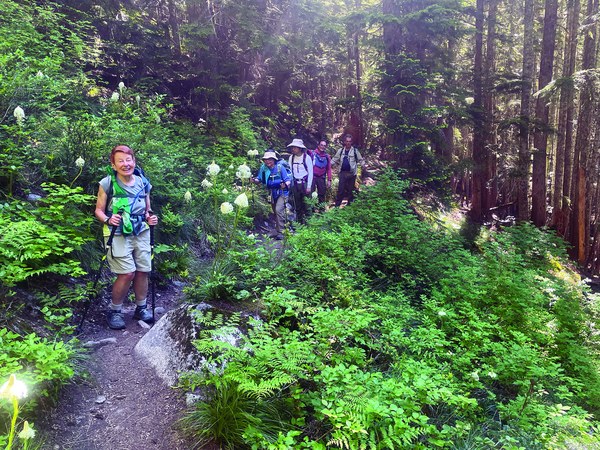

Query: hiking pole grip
<box><xmin>106</xmin><ymin>207</ymin><xmax>124</xmax><ymax>248</ymax></box>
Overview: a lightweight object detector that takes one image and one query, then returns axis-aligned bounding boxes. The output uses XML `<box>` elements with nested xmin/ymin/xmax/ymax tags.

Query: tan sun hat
<box><xmin>287</xmin><ymin>138</ymin><xmax>306</xmax><ymax>149</ymax></box>
<box><xmin>261</xmin><ymin>151</ymin><xmax>278</xmax><ymax>160</ymax></box>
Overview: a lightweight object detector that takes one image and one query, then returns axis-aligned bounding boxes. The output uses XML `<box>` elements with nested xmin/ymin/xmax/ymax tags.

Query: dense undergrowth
<box><xmin>1</xmin><ymin>2</ymin><xmax>599</xmax><ymax>449</ymax></box>
<box><xmin>181</xmin><ymin>172</ymin><xmax>600</xmax><ymax>449</ymax></box>
<box><xmin>0</xmin><ymin>2</ymin><xmax>267</xmax><ymax>446</ymax></box>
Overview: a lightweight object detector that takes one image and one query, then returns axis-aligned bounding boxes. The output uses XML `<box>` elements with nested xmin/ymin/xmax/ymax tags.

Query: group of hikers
<box><xmin>253</xmin><ymin>134</ymin><xmax>366</xmax><ymax>240</ymax></box>
<box><xmin>94</xmin><ymin>135</ymin><xmax>365</xmax><ymax>329</ymax></box>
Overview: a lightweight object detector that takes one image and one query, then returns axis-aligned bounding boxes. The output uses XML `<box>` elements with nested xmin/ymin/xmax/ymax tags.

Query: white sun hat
<box><xmin>261</xmin><ymin>151</ymin><xmax>278</xmax><ymax>160</ymax></box>
<box><xmin>286</xmin><ymin>138</ymin><xmax>306</xmax><ymax>149</ymax></box>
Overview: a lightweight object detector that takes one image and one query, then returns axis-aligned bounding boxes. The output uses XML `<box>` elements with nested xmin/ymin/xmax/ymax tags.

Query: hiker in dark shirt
<box><xmin>331</xmin><ymin>134</ymin><xmax>365</xmax><ymax>207</ymax></box>
<box><xmin>94</xmin><ymin>145</ymin><xmax>158</xmax><ymax>330</ymax></box>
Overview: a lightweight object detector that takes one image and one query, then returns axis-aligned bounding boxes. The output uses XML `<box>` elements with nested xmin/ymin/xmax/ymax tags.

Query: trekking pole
<box><xmin>149</xmin><ymin>210</ymin><xmax>156</xmax><ymax>323</ymax></box>
<box><xmin>77</xmin><ymin>208</ymin><xmax>123</xmax><ymax>333</ymax></box>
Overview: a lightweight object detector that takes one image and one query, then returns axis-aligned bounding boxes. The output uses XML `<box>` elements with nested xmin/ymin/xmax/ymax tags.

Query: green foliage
<box><xmin>180</xmin><ymin>381</ymin><xmax>289</xmax><ymax>450</ymax></box>
<box><xmin>0</xmin><ymin>184</ymin><xmax>95</xmax><ymax>287</ymax></box>
<box><xmin>0</xmin><ymin>329</ymin><xmax>75</xmax><ymax>407</ymax></box>
<box><xmin>181</xmin><ymin>172</ymin><xmax>600</xmax><ymax>449</ymax></box>
<box><xmin>35</xmin><ymin>284</ymin><xmax>89</xmax><ymax>337</ymax></box>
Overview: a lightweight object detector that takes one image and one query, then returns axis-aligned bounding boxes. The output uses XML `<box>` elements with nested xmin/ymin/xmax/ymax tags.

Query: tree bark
<box><xmin>483</xmin><ymin>0</ymin><xmax>498</xmax><ymax>212</ymax></box>
<box><xmin>569</xmin><ymin>0</ymin><xmax>599</xmax><ymax>264</ymax></box>
<box><xmin>531</xmin><ymin>0</ymin><xmax>558</xmax><ymax>226</ymax></box>
<box><xmin>552</xmin><ymin>0</ymin><xmax>580</xmax><ymax>234</ymax></box>
<box><xmin>470</xmin><ymin>0</ymin><xmax>486</xmax><ymax>222</ymax></box>
<box><xmin>517</xmin><ymin>0</ymin><xmax>535</xmax><ymax>221</ymax></box>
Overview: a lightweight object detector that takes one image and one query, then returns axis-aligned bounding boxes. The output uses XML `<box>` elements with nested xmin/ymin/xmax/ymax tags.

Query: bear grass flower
<box><xmin>13</xmin><ymin>106</ymin><xmax>25</xmax><ymax>124</ymax></box>
<box><xmin>19</xmin><ymin>420</ymin><xmax>35</xmax><ymax>440</ymax></box>
<box><xmin>207</xmin><ymin>161</ymin><xmax>221</xmax><ymax>177</ymax></box>
<box><xmin>247</xmin><ymin>149</ymin><xmax>259</xmax><ymax>157</ymax></box>
<box><xmin>201</xmin><ymin>179</ymin><xmax>213</xmax><ymax>189</ymax></box>
<box><xmin>0</xmin><ymin>374</ymin><xmax>27</xmax><ymax>400</ymax></box>
<box><xmin>220</xmin><ymin>202</ymin><xmax>234</xmax><ymax>215</ymax></box>
<box><xmin>110</xmin><ymin>91</ymin><xmax>120</xmax><ymax>102</ymax></box>
<box><xmin>118</xmin><ymin>81</ymin><xmax>125</xmax><ymax>92</ymax></box>
<box><xmin>75</xmin><ymin>156</ymin><xmax>85</xmax><ymax>168</ymax></box>
<box><xmin>1</xmin><ymin>374</ymin><xmax>29</xmax><ymax>450</ymax></box>
<box><xmin>236</xmin><ymin>164</ymin><xmax>252</xmax><ymax>180</ymax></box>
<box><xmin>234</xmin><ymin>193</ymin><xmax>248</xmax><ymax>208</ymax></box>
<box><xmin>184</xmin><ymin>190</ymin><xmax>192</xmax><ymax>203</ymax></box>
<box><xmin>222</xmin><ymin>188</ymin><xmax>228</xmax><ymax>194</ymax></box>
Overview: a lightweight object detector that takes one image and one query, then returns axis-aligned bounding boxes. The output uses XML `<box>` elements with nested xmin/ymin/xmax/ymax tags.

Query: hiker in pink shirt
<box><xmin>311</xmin><ymin>140</ymin><xmax>332</xmax><ymax>205</ymax></box>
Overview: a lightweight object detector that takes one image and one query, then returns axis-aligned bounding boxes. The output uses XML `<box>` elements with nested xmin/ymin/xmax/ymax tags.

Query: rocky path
<box><xmin>39</xmin><ymin>285</ymin><xmax>191</xmax><ymax>450</ymax></box>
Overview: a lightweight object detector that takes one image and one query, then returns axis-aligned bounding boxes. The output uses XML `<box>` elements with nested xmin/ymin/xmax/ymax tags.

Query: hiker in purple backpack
<box><xmin>331</xmin><ymin>134</ymin><xmax>365</xmax><ymax>207</ymax></box>
<box><xmin>311</xmin><ymin>140</ymin><xmax>332</xmax><ymax>205</ymax></box>
<box><xmin>287</xmin><ymin>138</ymin><xmax>313</xmax><ymax>224</ymax></box>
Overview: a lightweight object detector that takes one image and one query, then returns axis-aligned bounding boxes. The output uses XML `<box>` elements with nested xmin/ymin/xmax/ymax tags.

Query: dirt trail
<box><xmin>39</xmin><ymin>286</ymin><xmax>190</xmax><ymax>450</ymax></box>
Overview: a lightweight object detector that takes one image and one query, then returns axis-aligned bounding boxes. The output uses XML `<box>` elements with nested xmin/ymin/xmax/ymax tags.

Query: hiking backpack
<box><xmin>104</xmin><ymin>166</ymin><xmax>151</xmax><ymax>215</ymax></box>
<box><xmin>313</xmin><ymin>152</ymin><xmax>329</xmax><ymax>170</ymax></box>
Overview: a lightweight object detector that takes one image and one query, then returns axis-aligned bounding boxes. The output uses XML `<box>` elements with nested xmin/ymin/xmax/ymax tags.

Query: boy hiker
<box><xmin>331</xmin><ymin>134</ymin><xmax>365</xmax><ymax>207</ymax></box>
<box><xmin>287</xmin><ymin>138</ymin><xmax>313</xmax><ymax>224</ymax></box>
<box><xmin>310</xmin><ymin>140</ymin><xmax>332</xmax><ymax>205</ymax></box>
<box><xmin>94</xmin><ymin>145</ymin><xmax>158</xmax><ymax>330</ymax></box>
<box><xmin>253</xmin><ymin>150</ymin><xmax>291</xmax><ymax>240</ymax></box>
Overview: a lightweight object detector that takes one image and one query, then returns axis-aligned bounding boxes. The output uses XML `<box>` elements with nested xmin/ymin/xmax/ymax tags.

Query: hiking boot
<box><xmin>106</xmin><ymin>310</ymin><xmax>125</xmax><ymax>330</ymax></box>
<box><xmin>133</xmin><ymin>304</ymin><xmax>154</xmax><ymax>323</ymax></box>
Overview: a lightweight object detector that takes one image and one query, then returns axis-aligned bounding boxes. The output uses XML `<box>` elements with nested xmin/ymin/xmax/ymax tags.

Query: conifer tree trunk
<box><xmin>569</xmin><ymin>0</ymin><xmax>598</xmax><ymax>264</ymax></box>
<box><xmin>346</xmin><ymin>0</ymin><xmax>364</xmax><ymax>146</ymax></box>
<box><xmin>552</xmin><ymin>0</ymin><xmax>580</xmax><ymax>234</ymax></box>
<box><xmin>531</xmin><ymin>0</ymin><xmax>558</xmax><ymax>226</ymax></box>
<box><xmin>470</xmin><ymin>0</ymin><xmax>486</xmax><ymax>222</ymax></box>
<box><xmin>484</xmin><ymin>0</ymin><xmax>498</xmax><ymax>211</ymax></box>
<box><xmin>168</xmin><ymin>0</ymin><xmax>182</xmax><ymax>56</ymax></box>
<box><xmin>517</xmin><ymin>0</ymin><xmax>535</xmax><ymax>221</ymax></box>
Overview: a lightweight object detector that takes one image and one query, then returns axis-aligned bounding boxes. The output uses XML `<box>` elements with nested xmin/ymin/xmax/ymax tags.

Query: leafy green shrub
<box><xmin>181</xmin><ymin>172</ymin><xmax>600</xmax><ymax>449</ymax></box>
<box><xmin>0</xmin><ymin>328</ymin><xmax>75</xmax><ymax>411</ymax></box>
<box><xmin>0</xmin><ymin>184</ymin><xmax>95</xmax><ymax>287</ymax></box>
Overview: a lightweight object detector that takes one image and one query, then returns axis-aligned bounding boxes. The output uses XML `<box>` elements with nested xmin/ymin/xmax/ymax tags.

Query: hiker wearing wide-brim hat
<box><xmin>94</xmin><ymin>145</ymin><xmax>158</xmax><ymax>330</ymax></box>
<box><xmin>287</xmin><ymin>138</ymin><xmax>313</xmax><ymax>224</ymax></box>
<box><xmin>253</xmin><ymin>149</ymin><xmax>292</xmax><ymax>240</ymax></box>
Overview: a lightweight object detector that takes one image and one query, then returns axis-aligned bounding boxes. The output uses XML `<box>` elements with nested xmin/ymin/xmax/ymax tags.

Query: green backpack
<box><xmin>105</xmin><ymin>166</ymin><xmax>150</xmax><ymax>235</ymax></box>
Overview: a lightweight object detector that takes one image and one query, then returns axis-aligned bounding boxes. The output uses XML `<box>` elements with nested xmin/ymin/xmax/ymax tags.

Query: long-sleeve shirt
<box><xmin>289</xmin><ymin>152</ymin><xmax>313</xmax><ymax>188</ymax></box>
<box><xmin>331</xmin><ymin>146</ymin><xmax>364</xmax><ymax>176</ymax></box>
<box><xmin>256</xmin><ymin>161</ymin><xmax>291</xmax><ymax>201</ymax></box>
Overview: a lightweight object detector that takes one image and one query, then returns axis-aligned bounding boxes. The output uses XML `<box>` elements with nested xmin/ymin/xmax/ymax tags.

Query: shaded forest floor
<box><xmin>38</xmin><ymin>284</ymin><xmax>197</xmax><ymax>450</ymax></box>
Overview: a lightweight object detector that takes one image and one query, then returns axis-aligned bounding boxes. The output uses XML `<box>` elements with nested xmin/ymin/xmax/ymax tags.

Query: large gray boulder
<box><xmin>134</xmin><ymin>303</ymin><xmax>245</xmax><ymax>387</ymax></box>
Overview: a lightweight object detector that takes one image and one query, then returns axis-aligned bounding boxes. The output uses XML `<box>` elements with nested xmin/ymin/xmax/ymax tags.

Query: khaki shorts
<box><xmin>106</xmin><ymin>230</ymin><xmax>151</xmax><ymax>274</ymax></box>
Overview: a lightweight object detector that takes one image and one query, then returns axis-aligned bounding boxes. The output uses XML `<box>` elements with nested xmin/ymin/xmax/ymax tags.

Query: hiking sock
<box><xmin>110</xmin><ymin>303</ymin><xmax>122</xmax><ymax>311</ymax></box>
<box><xmin>135</xmin><ymin>299</ymin><xmax>147</xmax><ymax>308</ymax></box>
